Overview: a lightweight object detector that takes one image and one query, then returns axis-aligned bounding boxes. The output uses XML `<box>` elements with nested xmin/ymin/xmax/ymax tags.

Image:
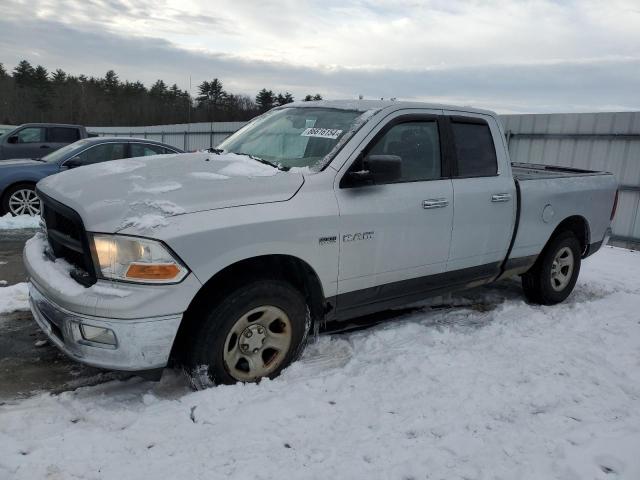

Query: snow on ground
<box><xmin>0</xmin><ymin>214</ymin><xmax>39</xmax><ymax>230</ymax></box>
<box><xmin>0</xmin><ymin>282</ymin><xmax>28</xmax><ymax>316</ymax></box>
<box><xmin>1</xmin><ymin>246</ymin><xmax>640</xmax><ymax>479</ymax></box>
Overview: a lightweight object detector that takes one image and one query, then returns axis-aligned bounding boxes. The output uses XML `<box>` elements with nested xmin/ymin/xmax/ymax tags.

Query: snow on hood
<box><xmin>37</xmin><ymin>152</ymin><xmax>305</xmax><ymax>234</ymax></box>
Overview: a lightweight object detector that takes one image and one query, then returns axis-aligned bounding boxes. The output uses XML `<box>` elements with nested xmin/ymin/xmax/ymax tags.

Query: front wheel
<box><xmin>185</xmin><ymin>279</ymin><xmax>311</xmax><ymax>389</ymax></box>
<box><xmin>2</xmin><ymin>183</ymin><xmax>41</xmax><ymax>216</ymax></box>
<box><xmin>522</xmin><ymin>231</ymin><xmax>582</xmax><ymax>305</ymax></box>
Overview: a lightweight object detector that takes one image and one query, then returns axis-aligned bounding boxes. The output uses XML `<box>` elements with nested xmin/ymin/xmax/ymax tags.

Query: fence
<box><xmin>89</xmin><ymin>122</ymin><xmax>247</xmax><ymax>151</ymax></box>
<box><xmin>90</xmin><ymin>112</ymin><xmax>640</xmax><ymax>247</ymax></box>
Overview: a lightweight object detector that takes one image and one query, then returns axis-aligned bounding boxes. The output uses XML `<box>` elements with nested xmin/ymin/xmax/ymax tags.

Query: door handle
<box><xmin>423</xmin><ymin>198</ymin><xmax>449</xmax><ymax>209</ymax></box>
<box><xmin>491</xmin><ymin>193</ymin><xmax>512</xmax><ymax>203</ymax></box>
<box><xmin>40</xmin><ymin>145</ymin><xmax>51</xmax><ymax>149</ymax></box>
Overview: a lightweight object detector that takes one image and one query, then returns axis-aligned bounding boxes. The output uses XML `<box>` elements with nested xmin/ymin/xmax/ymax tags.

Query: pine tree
<box><xmin>276</xmin><ymin>92</ymin><xmax>294</xmax><ymax>106</ymax></box>
<box><xmin>13</xmin><ymin>60</ymin><xmax>35</xmax><ymax>87</ymax></box>
<box><xmin>51</xmin><ymin>69</ymin><xmax>67</xmax><ymax>84</ymax></box>
<box><xmin>256</xmin><ymin>88</ymin><xmax>276</xmax><ymax>112</ymax></box>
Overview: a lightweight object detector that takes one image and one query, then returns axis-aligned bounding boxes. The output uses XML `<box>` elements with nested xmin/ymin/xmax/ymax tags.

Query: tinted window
<box><xmin>15</xmin><ymin>127</ymin><xmax>45</xmax><ymax>143</ymax></box>
<box><xmin>76</xmin><ymin>143</ymin><xmax>127</xmax><ymax>165</ymax></box>
<box><xmin>451</xmin><ymin>121</ymin><xmax>497</xmax><ymax>177</ymax></box>
<box><xmin>131</xmin><ymin>143</ymin><xmax>170</xmax><ymax>157</ymax></box>
<box><xmin>49</xmin><ymin>127</ymin><xmax>80</xmax><ymax>143</ymax></box>
<box><xmin>368</xmin><ymin>121</ymin><xmax>441</xmax><ymax>182</ymax></box>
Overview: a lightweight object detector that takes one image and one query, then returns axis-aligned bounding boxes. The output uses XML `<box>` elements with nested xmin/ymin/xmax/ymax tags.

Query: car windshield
<box><xmin>217</xmin><ymin>107</ymin><xmax>367</xmax><ymax>170</ymax></box>
<box><xmin>42</xmin><ymin>139</ymin><xmax>93</xmax><ymax>163</ymax></box>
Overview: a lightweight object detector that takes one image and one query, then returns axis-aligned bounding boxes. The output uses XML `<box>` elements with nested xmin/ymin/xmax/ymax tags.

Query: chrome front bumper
<box><xmin>29</xmin><ymin>283</ymin><xmax>182</xmax><ymax>371</ymax></box>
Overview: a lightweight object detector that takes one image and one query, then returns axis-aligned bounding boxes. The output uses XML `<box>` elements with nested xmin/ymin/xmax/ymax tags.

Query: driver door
<box><xmin>334</xmin><ymin>111</ymin><xmax>454</xmax><ymax>317</ymax></box>
<box><xmin>3</xmin><ymin>126</ymin><xmax>48</xmax><ymax>158</ymax></box>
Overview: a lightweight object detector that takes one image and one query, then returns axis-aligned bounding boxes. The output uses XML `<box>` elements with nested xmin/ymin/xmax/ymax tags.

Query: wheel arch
<box><xmin>170</xmin><ymin>254</ymin><xmax>326</xmax><ymax>361</ymax></box>
<box><xmin>547</xmin><ymin>215</ymin><xmax>590</xmax><ymax>256</ymax></box>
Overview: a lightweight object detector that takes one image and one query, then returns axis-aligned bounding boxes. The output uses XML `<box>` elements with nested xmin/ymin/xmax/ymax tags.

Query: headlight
<box><xmin>91</xmin><ymin>234</ymin><xmax>188</xmax><ymax>283</ymax></box>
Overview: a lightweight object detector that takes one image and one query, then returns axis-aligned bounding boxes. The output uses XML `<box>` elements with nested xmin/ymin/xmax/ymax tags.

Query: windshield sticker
<box><xmin>301</xmin><ymin>128</ymin><xmax>343</xmax><ymax>139</ymax></box>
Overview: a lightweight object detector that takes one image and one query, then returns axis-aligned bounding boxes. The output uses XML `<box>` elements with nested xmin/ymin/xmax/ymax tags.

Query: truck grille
<box><xmin>38</xmin><ymin>190</ymin><xmax>97</xmax><ymax>287</ymax></box>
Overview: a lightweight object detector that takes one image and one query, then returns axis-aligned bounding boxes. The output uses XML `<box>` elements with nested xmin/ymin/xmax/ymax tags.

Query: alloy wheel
<box><xmin>8</xmin><ymin>188</ymin><xmax>41</xmax><ymax>216</ymax></box>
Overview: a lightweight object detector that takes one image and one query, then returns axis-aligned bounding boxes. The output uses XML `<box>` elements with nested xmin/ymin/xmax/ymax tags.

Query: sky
<box><xmin>1</xmin><ymin>0</ymin><xmax>639</xmax><ymax>113</ymax></box>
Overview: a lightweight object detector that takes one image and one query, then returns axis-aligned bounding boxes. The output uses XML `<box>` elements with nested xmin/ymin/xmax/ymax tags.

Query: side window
<box><xmin>76</xmin><ymin>143</ymin><xmax>127</xmax><ymax>165</ymax></box>
<box><xmin>367</xmin><ymin>121</ymin><xmax>441</xmax><ymax>183</ymax></box>
<box><xmin>49</xmin><ymin>127</ymin><xmax>80</xmax><ymax>143</ymax></box>
<box><xmin>15</xmin><ymin>127</ymin><xmax>45</xmax><ymax>143</ymax></box>
<box><xmin>130</xmin><ymin>143</ymin><xmax>167</xmax><ymax>157</ymax></box>
<box><xmin>450</xmin><ymin>121</ymin><xmax>498</xmax><ymax>177</ymax></box>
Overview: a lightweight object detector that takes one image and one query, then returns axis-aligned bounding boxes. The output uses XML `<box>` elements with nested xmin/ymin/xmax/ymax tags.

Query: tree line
<box><xmin>0</xmin><ymin>60</ymin><xmax>323</xmax><ymax>127</ymax></box>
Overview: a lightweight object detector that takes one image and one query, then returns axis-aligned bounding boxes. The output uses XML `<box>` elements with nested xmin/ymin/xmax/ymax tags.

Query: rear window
<box><xmin>451</xmin><ymin>120</ymin><xmax>497</xmax><ymax>177</ymax></box>
<box><xmin>49</xmin><ymin>127</ymin><xmax>80</xmax><ymax>143</ymax></box>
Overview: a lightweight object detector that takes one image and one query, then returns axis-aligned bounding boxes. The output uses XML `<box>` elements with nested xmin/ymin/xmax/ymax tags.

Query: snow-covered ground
<box><xmin>1</xmin><ymin>246</ymin><xmax>639</xmax><ymax>479</ymax></box>
<box><xmin>0</xmin><ymin>282</ymin><xmax>28</xmax><ymax>316</ymax></box>
<box><xmin>0</xmin><ymin>214</ymin><xmax>39</xmax><ymax>230</ymax></box>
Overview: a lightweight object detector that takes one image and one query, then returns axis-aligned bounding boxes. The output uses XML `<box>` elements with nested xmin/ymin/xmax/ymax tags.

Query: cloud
<box><xmin>1</xmin><ymin>0</ymin><xmax>639</xmax><ymax>113</ymax></box>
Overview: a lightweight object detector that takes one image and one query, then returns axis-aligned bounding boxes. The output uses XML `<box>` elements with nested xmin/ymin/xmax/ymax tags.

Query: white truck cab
<box><xmin>25</xmin><ymin>100</ymin><xmax>617</xmax><ymax>387</ymax></box>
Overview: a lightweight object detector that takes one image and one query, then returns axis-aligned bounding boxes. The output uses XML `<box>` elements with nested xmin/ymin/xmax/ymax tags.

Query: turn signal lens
<box><xmin>126</xmin><ymin>263</ymin><xmax>181</xmax><ymax>280</ymax></box>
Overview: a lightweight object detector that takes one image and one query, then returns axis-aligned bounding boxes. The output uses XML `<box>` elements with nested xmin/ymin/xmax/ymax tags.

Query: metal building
<box><xmin>502</xmin><ymin>112</ymin><xmax>640</xmax><ymax>247</ymax></box>
<box><xmin>90</xmin><ymin>122</ymin><xmax>246</xmax><ymax>151</ymax></box>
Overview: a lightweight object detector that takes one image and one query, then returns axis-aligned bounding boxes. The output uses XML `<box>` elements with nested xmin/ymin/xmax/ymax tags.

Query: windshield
<box><xmin>42</xmin><ymin>139</ymin><xmax>93</xmax><ymax>163</ymax></box>
<box><xmin>217</xmin><ymin>107</ymin><xmax>366</xmax><ymax>170</ymax></box>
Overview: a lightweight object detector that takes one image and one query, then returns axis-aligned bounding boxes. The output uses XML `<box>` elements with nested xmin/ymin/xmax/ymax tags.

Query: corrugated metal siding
<box><xmin>501</xmin><ymin>112</ymin><xmax>640</xmax><ymax>247</ymax></box>
<box><xmin>88</xmin><ymin>122</ymin><xmax>247</xmax><ymax>151</ymax></box>
<box><xmin>91</xmin><ymin>113</ymin><xmax>640</xmax><ymax>246</ymax></box>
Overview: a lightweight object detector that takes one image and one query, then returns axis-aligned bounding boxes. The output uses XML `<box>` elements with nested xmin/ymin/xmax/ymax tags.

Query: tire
<box><xmin>2</xmin><ymin>183</ymin><xmax>41</xmax><ymax>216</ymax></box>
<box><xmin>185</xmin><ymin>279</ymin><xmax>311</xmax><ymax>389</ymax></box>
<box><xmin>522</xmin><ymin>231</ymin><xmax>582</xmax><ymax>305</ymax></box>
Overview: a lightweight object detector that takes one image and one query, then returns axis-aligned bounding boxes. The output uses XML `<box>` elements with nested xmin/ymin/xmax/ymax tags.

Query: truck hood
<box><xmin>37</xmin><ymin>152</ymin><xmax>305</xmax><ymax>233</ymax></box>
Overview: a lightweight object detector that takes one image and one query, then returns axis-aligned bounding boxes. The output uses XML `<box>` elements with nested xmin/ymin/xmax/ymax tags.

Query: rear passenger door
<box><xmin>445</xmin><ymin>113</ymin><xmax>516</xmax><ymax>276</ymax></box>
<box><xmin>47</xmin><ymin>127</ymin><xmax>81</xmax><ymax>152</ymax></box>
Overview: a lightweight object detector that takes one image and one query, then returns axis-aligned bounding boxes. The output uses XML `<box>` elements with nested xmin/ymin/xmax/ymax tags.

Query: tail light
<box><xmin>610</xmin><ymin>189</ymin><xmax>619</xmax><ymax>221</ymax></box>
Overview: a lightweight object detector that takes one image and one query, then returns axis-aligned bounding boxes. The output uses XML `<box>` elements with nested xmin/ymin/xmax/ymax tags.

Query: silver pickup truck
<box><xmin>25</xmin><ymin>100</ymin><xmax>618</xmax><ymax>387</ymax></box>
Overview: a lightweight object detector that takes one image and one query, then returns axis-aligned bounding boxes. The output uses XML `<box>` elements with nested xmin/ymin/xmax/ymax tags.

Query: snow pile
<box><xmin>216</xmin><ymin>153</ymin><xmax>279</xmax><ymax>177</ymax></box>
<box><xmin>0</xmin><ymin>282</ymin><xmax>29</xmax><ymax>315</ymax></box>
<box><xmin>133</xmin><ymin>181</ymin><xmax>182</xmax><ymax>194</ymax></box>
<box><xmin>131</xmin><ymin>200</ymin><xmax>185</xmax><ymax>215</ymax></box>
<box><xmin>189</xmin><ymin>171</ymin><xmax>230</xmax><ymax>180</ymax></box>
<box><xmin>0</xmin><ymin>214</ymin><xmax>40</xmax><ymax>230</ymax></box>
<box><xmin>1</xmin><ymin>247</ymin><xmax>640</xmax><ymax>479</ymax></box>
<box><xmin>121</xmin><ymin>214</ymin><xmax>169</xmax><ymax>230</ymax></box>
<box><xmin>93</xmin><ymin>160</ymin><xmax>145</xmax><ymax>175</ymax></box>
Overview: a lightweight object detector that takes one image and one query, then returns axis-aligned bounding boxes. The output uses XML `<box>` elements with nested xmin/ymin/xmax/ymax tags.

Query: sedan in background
<box><xmin>0</xmin><ymin>137</ymin><xmax>183</xmax><ymax>216</ymax></box>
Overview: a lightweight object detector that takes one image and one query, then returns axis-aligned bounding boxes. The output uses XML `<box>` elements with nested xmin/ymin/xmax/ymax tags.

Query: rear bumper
<box><xmin>585</xmin><ymin>227</ymin><xmax>612</xmax><ymax>258</ymax></box>
<box><xmin>29</xmin><ymin>282</ymin><xmax>181</xmax><ymax>371</ymax></box>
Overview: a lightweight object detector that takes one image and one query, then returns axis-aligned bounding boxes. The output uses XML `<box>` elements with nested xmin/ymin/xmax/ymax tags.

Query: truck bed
<box><xmin>512</xmin><ymin>162</ymin><xmax>611</xmax><ymax>181</ymax></box>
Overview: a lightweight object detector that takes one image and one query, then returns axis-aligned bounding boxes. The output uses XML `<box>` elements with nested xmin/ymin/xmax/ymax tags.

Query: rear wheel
<box><xmin>2</xmin><ymin>183</ymin><xmax>41</xmax><ymax>216</ymax></box>
<box><xmin>522</xmin><ymin>231</ymin><xmax>582</xmax><ymax>305</ymax></box>
<box><xmin>185</xmin><ymin>279</ymin><xmax>310</xmax><ymax>389</ymax></box>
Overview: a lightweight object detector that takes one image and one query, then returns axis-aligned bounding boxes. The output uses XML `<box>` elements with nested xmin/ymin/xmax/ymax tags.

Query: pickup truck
<box><xmin>24</xmin><ymin>100</ymin><xmax>618</xmax><ymax>388</ymax></box>
<box><xmin>0</xmin><ymin>123</ymin><xmax>93</xmax><ymax>160</ymax></box>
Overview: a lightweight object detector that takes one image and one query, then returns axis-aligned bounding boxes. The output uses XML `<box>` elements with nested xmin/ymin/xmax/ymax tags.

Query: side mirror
<box><xmin>344</xmin><ymin>154</ymin><xmax>402</xmax><ymax>187</ymax></box>
<box><xmin>7</xmin><ymin>135</ymin><xmax>18</xmax><ymax>144</ymax></box>
<box><xmin>64</xmin><ymin>156</ymin><xmax>83</xmax><ymax>169</ymax></box>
